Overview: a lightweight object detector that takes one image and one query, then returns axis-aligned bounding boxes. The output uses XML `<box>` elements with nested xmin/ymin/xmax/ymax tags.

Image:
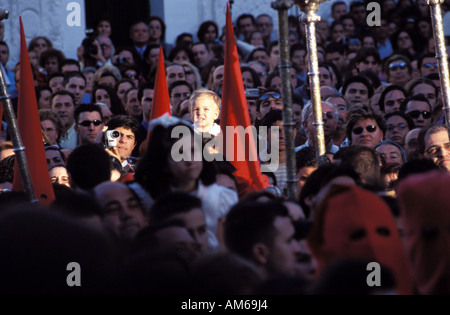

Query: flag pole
<box><xmin>271</xmin><ymin>0</ymin><xmax>298</xmax><ymax>201</ymax></box>
<box><xmin>427</xmin><ymin>0</ymin><xmax>450</xmax><ymax>136</ymax></box>
<box><xmin>0</xmin><ymin>10</ymin><xmax>36</xmax><ymax>203</ymax></box>
<box><xmin>294</xmin><ymin>0</ymin><xmax>327</xmax><ymax>160</ymax></box>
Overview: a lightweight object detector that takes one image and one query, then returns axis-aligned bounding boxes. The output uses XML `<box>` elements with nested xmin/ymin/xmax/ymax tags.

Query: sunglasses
<box><xmin>323</xmin><ymin>111</ymin><xmax>336</xmax><ymax>120</ymax></box>
<box><xmin>126</xmin><ymin>73</ymin><xmax>138</xmax><ymax>79</ymax></box>
<box><xmin>352</xmin><ymin>125</ymin><xmax>377</xmax><ymax>135</ymax></box>
<box><xmin>406</xmin><ymin>110</ymin><xmax>431</xmax><ymax>119</ymax></box>
<box><xmin>259</xmin><ymin>93</ymin><xmax>281</xmax><ymax>101</ymax></box>
<box><xmin>423</xmin><ymin>62</ymin><xmax>438</xmax><ymax>69</ymax></box>
<box><xmin>78</xmin><ymin>120</ymin><xmax>102</xmax><ymax>127</ymax></box>
<box><xmin>389</xmin><ymin>61</ymin><xmax>407</xmax><ymax>71</ymax></box>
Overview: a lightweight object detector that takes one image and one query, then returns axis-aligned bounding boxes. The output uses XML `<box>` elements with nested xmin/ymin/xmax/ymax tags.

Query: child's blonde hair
<box><xmin>188</xmin><ymin>88</ymin><xmax>221</xmax><ymax>114</ymax></box>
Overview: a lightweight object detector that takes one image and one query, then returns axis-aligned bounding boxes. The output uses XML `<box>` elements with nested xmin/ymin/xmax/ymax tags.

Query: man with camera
<box><xmin>78</xmin><ymin>31</ymin><xmax>114</xmax><ymax>69</ymax></box>
<box><xmin>105</xmin><ymin>115</ymin><xmax>140</xmax><ymax>175</ymax></box>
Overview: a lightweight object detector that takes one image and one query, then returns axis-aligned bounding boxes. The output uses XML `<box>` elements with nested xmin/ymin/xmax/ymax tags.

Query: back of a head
<box><xmin>397</xmin><ymin>158</ymin><xmax>440</xmax><ymax>183</ymax></box>
<box><xmin>224</xmin><ymin>199</ymin><xmax>289</xmax><ymax>262</ymax></box>
<box><xmin>189</xmin><ymin>252</ymin><xmax>263</xmax><ymax>295</ymax></box>
<box><xmin>340</xmin><ymin>145</ymin><xmax>381</xmax><ymax>186</ymax></box>
<box><xmin>149</xmin><ymin>192</ymin><xmax>202</xmax><ymax>222</ymax></box>
<box><xmin>66</xmin><ymin>143</ymin><xmax>111</xmax><ymax>191</ymax></box>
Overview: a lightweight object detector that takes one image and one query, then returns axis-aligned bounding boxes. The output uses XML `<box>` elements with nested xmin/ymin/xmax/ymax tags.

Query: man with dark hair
<box><xmin>169</xmin><ymin>80</ymin><xmax>193</xmax><ymax>114</ymax></box>
<box><xmin>236</xmin><ymin>13</ymin><xmax>256</xmax><ymax>43</ymax></box>
<box><xmin>137</xmin><ymin>82</ymin><xmax>154</xmax><ymax>132</ymax></box>
<box><xmin>417</xmin><ymin>53</ymin><xmax>438</xmax><ymax>78</ymax></box>
<box><xmin>94</xmin><ymin>181</ymin><xmax>148</xmax><ymax>241</ymax></box>
<box><xmin>66</xmin><ymin>143</ymin><xmax>111</xmax><ymax>191</ymax></box>
<box><xmin>59</xmin><ymin>59</ymin><xmax>81</xmax><ymax>73</ymax></box>
<box><xmin>256</xmin><ymin>89</ymin><xmax>283</xmax><ymax>120</ymax></box>
<box><xmin>325</xmin><ymin>42</ymin><xmax>347</xmax><ymax>73</ymax></box>
<box><xmin>51</xmin><ymin>90</ymin><xmax>77</xmax><ymax>149</ymax></box>
<box><xmin>106</xmin><ymin>115</ymin><xmax>139</xmax><ymax>173</ymax></box>
<box><xmin>353</xmin><ymin>47</ymin><xmax>381</xmax><ymax>75</ymax></box>
<box><xmin>331</xmin><ymin>1</ymin><xmax>348</xmax><ymax>22</ymax></box>
<box><xmin>149</xmin><ymin>192</ymin><xmax>211</xmax><ymax>255</ymax></box>
<box><xmin>400</xmin><ymin>95</ymin><xmax>433</xmax><ymax>129</ymax></box>
<box><xmin>224</xmin><ymin>199</ymin><xmax>301</xmax><ymax>279</ymax></box>
<box><xmin>74</xmin><ymin>104</ymin><xmax>104</xmax><ymax>145</ymax></box>
<box><xmin>295</xmin><ymin>147</ymin><xmax>318</xmax><ymax>198</ymax></box>
<box><xmin>191</xmin><ymin>42</ymin><xmax>213</xmax><ymax>72</ymax></box>
<box><xmin>0</xmin><ymin>41</ymin><xmax>16</xmax><ymax>96</ymax></box>
<box><xmin>63</xmin><ymin>71</ymin><xmax>88</xmax><ymax>105</ymax></box>
<box><xmin>47</xmin><ymin>72</ymin><xmax>64</xmax><ymax>93</ymax></box>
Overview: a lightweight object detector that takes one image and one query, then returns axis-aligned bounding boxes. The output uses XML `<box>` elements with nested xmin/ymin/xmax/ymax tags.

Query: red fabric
<box><xmin>149</xmin><ymin>47</ymin><xmax>171</xmax><ymax>125</ymax></box>
<box><xmin>12</xmin><ymin>17</ymin><xmax>55</xmax><ymax>206</ymax></box>
<box><xmin>219</xmin><ymin>2</ymin><xmax>270</xmax><ymax>198</ymax></box>
<box><xmin>140</xmin><ymin>47</ymin><xmax>172</xmax><ymax>155</ymax></box>
<box><xmin>396</xmin><ymin>171</ymin><xmax>450</xmax><ymax>295</ymax></box>
<box><xmin>308</xmin><ymin>184</ymin><xmax>414</xmax><ymax>295</ymax></box>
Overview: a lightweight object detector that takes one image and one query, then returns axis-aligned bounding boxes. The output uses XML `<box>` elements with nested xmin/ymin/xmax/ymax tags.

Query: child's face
<box><xmin>191</xmin><ymin>95</ymin><xmax>220</xmax><ymax>132</ymax></box>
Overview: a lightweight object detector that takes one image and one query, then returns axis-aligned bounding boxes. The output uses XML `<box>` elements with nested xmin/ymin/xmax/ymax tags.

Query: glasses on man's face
<box><xmin>426</xmin><ymin>142</ymin><xmax>450</xmax><ymax>156</ymax></box>
<box><xmin>406</xmin><ymin>110</ymin><xmax>431</xmax><ymax>119</ymax></box>
<box><xmin>126</xmin><ymin>73</ymin><xmax>138</xmax><ymax>79</ymax></box>
<box><xmin>352</xmin><ymin>125</ymin><xmax>377</xmax><ymax>135</ymax></box>
<box><xmin>387</xmin><ymin>123</ymin><xmax>407</xmax><ymax>132</ymax></box>
<box><xmin>322</xmin><ymin>111</ymin><xmax>336</xmax><ymax>120</ymax></box>
<box><xmin>259</xmin><ymin>93</ymin><xmax>281</xmax><ymax>101</ymax></box>
<box><xmin>423</xmin><ymin>62</ymin><xmax>438</xmax><ymax>69</ymax></box>
<box><xmin>78</xmin><ymin>120</ymin><xmax>102</xmax><ymax>127</ymax></box>
<box><xmin>389</xmin><ymin>61</ymin><xmax>407</xmax><ymax>71</ymax></box>
<box><xmin>173</xmin><ymin>92</ymin><xmax>191</xmax><ymax>99</ymax></box>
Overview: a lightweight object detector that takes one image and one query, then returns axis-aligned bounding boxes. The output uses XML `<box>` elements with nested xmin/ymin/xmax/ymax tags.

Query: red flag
<box><xmin>220</xmin><ymin>2</ymin><xmax>270</xmax><ymax>197</ymax></box>
<box><xmin>12</xmin><ymin>17</ymin><xmax>55</xmax><ymax>206</ymax></box>
<box><xmin>140</xmin><ymin>47</ymin><xmax>172</xmax><ymax>155</ymax></box>
<box><xmin>149</xmin><ymin>47</ymin><xmax>171</xmax><ymax>124</ymax></box>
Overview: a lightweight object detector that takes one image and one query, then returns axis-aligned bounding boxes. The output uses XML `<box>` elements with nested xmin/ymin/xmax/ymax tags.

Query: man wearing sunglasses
<box><xmin>256</xmin><ymin>89</ymin><xmax>284</xmax><ymax>120</ymax></box>
<box><xmin>418</xmin><ymin>53</ymin><xmax>438</xmax><ymax>78</ymax></box>
<box><xmin>385</xmin><ymin>55</ymin><xmax>412</xmax><ymax>87</ymax></box>
<box><xmin>400</xmin><ymin>95</ymin><xmax>433</xmax><ymax>129</ymax></box>
<box><xmin>74</xmin><ymin>104</ymin><xmax>104</xmax><ymax>146</ymax></box>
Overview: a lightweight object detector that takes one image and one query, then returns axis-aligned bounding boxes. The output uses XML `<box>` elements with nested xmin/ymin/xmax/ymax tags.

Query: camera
<box><xmin>104</xmin><ymin>129</ymin><xmax>121</xmax><ymax>149</ymax></box>
<box><xmin>82</xmin><ymin>28</ymin><xmax>98</xmax><ymax>56</ymax></box>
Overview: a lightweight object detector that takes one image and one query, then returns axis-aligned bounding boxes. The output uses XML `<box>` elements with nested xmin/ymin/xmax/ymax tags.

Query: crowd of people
<box><xmin>0</xmin><ymin>0</ymin><xmax>450</xmax><ymax>295</ymax></box>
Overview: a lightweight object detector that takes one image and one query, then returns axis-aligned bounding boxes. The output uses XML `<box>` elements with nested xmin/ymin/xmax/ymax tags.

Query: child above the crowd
<box><xmin>189</xmin><ymin>88</ymin><xmax>221</xmax><ymax>136</ymax></box>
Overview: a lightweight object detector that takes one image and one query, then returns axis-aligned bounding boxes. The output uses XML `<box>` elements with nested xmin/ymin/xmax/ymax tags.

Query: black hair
<box><xmin>65</xmin><ymin>143</ymin><xmax>111</xmax><ymax>190</ymax></box>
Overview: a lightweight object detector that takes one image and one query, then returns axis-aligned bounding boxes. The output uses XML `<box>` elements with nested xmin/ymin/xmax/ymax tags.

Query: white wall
<box><xmin>0</xmin><ymin>0</ymin><xmax>86</xmax><ymax>70</ymax></box>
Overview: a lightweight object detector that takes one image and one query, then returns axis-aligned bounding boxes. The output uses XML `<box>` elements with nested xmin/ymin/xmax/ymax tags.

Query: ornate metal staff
<box><xmin>294</xmin><ymin>0</ymin><xmax>327</xmax><ymax>159</ymax></box>
<box><xmin>0</xmin><ymin>9</ymin><xmax>36</xmax><ymax>202</ymax></box>
<box><xmin>427</xmin><ymin>0</ymin><xmax>450</xmax><ymax>135</ymax></box>
<box><xmin>271</xmin><ymin>0</ymin><xmax>298</xmax><ymax>200</ymax></box>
